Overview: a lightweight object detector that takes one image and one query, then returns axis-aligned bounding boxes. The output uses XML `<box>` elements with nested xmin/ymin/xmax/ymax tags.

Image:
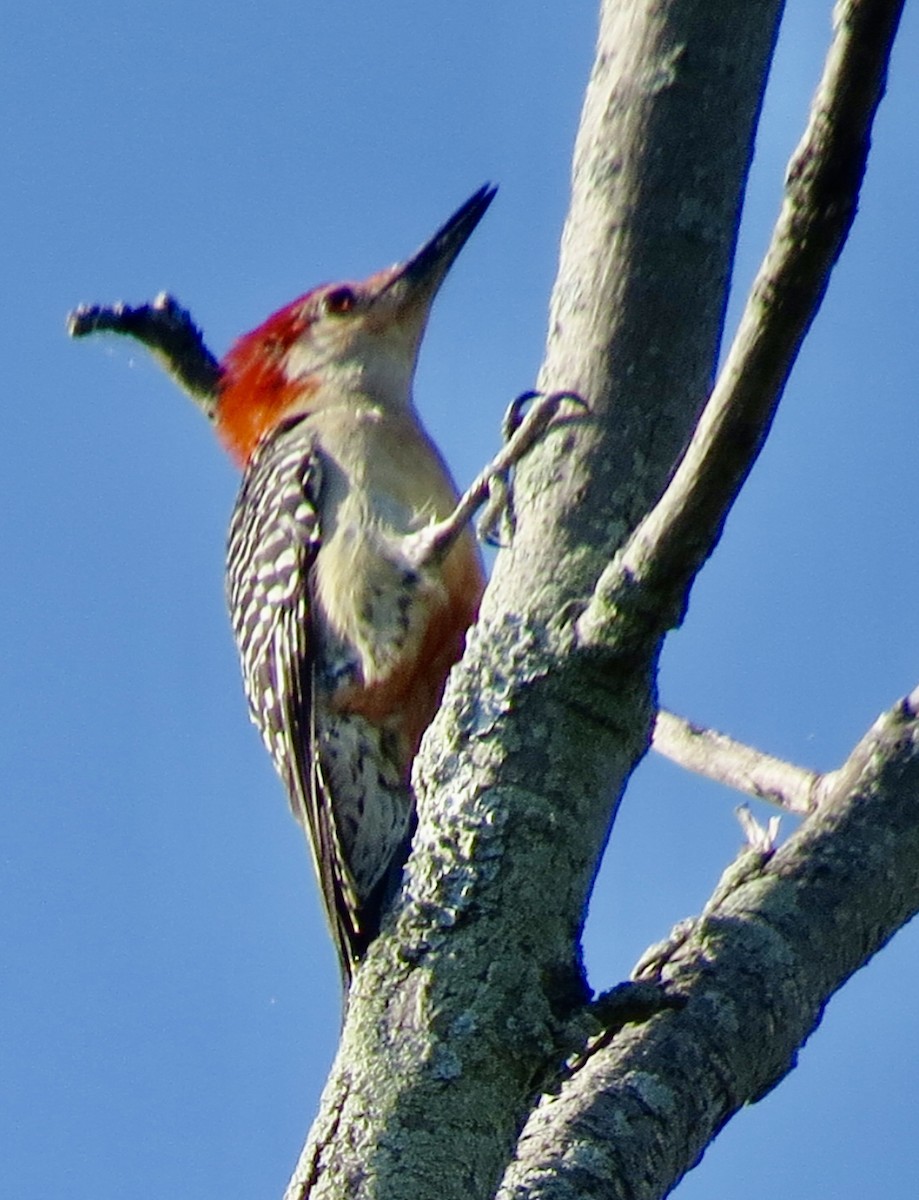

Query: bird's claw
<box><xmin>423</xmin><ymin>389</ymin><xmax>586</xmax><ymax>562</ymax></box>
<box><xmin>480</xmin><ymin>389</ymin><xmax>587</xmax><ymax>546</ymax></box>
<box><xmin>501</xmin><ymin>389</ymin><xmax>586</xmax><ymax>444</ymax></box>
<box><xmin>500</xmin><ymin>389</ymin><xmax>541</xmax><ymax>442</ymax></box>
<box><xmin>477</xmin><ymin>475</ymin><xmax>514</xmax><ymax>547</ymax></box>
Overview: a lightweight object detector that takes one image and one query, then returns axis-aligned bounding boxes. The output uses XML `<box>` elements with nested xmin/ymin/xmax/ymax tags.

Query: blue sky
<box><xmin>4</xmin><ymin>3</ymin><xmax>919</xmax><ymax>1196</ymax></box>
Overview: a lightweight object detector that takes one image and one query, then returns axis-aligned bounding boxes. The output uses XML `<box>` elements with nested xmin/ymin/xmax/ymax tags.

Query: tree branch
<box><xmin>497</xmin><ymin>688</ymin><xmax>919</xmax><ymax>1200</ymax></box>
<box><xmin>652</xmin><ymin>709</ymin><xmax>821</xmax><ymax>814</ymax></box>
<box><xmin>488</xmin><ymin>8</ymin><xmax>910</xmax><ymax>1193</ymax></box>
<box><xmin>578</xmin><ymin>0</ymin><xmax>906</xmax><ymax>651</ymax></box>
<box><xmin>487</xmin><ymin>1</ymin><xmax>785</xmax><ymax>623</ymax></box>
<box><xmin>67</xmin><ymin>292</ymin><xmax>221</xmax><ymax>416</ymax></box>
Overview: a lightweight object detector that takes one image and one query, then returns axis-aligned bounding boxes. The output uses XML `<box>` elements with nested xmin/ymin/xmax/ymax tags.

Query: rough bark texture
<box><xmin>284</xmin><ymin>3</ymin><xmax>785</xmax><ymax>1199</ymax></box>
<box><xmin>498</xmin><ymin>692</ymin><xmax>919</xmax><ymax>1200</ymax></box>
<box><xmin>652</xmin><ymin>709</ymin><xmax>820</xmax><ymax>813</ymax></box>
<box><xmin>492</xmin><ymin>0</ymin><xmax>786</xmax><ymax>610</ymax></box>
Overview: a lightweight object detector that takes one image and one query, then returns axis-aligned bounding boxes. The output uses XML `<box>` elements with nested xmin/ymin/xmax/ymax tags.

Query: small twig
<box><xmin>735</xmin><ymin>804</ymin><xmax>782</xmax><ymax>854</ymax></box>
<box><xmin>67</xmin><ymin>292</ymin><xmax>221</xmax><ymax>417</ymax></box>
<box><xmin>588</xmin><ymin>979</ymin><xmax>685</xmax><ymax>1032</ymax></box>
<box><xmin>652</xmin><ymin>709</ymin><xmax>822</xmax><ymax>814</ymax></box>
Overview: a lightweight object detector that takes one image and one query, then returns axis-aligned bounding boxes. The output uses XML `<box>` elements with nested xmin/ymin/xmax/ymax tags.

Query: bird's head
<box><xmin>216</xmin><ymin>184</ymin><xmax>496</xmax><ymax>465</ymax></box>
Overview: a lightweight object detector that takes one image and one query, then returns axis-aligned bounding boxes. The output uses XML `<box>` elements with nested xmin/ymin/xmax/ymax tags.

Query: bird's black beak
<box><xmin>379</xmin><ymin>184</ymin><xmax>497</xmax><ymax>313</ymax></box>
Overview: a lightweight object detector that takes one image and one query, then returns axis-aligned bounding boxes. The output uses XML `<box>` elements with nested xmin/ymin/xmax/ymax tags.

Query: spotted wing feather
<box><xmin>225</xmin><ymin>416</ymin><xmax>364</xmax><ymax>981</ymax></box>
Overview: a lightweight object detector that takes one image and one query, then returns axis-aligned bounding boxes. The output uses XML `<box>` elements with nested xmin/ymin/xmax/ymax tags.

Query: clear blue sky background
<box><xmin>4</xmin><ymin>3</ymin><xmax>919</xmax><ymax>1196</ymax></box>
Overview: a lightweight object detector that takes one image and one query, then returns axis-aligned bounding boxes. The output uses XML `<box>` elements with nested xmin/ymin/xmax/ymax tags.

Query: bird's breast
<box><xmin>314</xmin><ymin>490</ymin><xmax>446</xmax><ymax>689</ymax></box>
<box><xmin>302</xmin><ymin>406</ymin><xmax>485</xmax><ymax>764</ymax></box>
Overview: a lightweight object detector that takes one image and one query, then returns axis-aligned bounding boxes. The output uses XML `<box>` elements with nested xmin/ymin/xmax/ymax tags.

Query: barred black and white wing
<box><xmin>225</xmin><ymin>415</ymin><xmax>366</xmax><ymax>984</ymax></box>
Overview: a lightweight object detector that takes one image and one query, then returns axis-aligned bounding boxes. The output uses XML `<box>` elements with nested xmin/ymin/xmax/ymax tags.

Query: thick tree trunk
<box><xmin>285</xmin><ymin>4</ymin><xmax>785</xmax><ymax>1199</ymax></box>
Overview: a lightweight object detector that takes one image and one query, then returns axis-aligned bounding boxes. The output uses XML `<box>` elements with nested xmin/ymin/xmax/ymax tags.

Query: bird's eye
<box><xmin>324</xmin><ymin>286</ymin><xmax>357</xmax><ymax>315</ymax></box>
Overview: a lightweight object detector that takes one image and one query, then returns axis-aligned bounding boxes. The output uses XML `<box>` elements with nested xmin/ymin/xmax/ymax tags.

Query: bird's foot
<box><xmin>477</xmin><ymin>389</ymin><xmax>585</xmax><ymax>546</ymax></box>
<box><xmin>406</xmin><ymin>389</ymin><xmax>586</xmax><ymax>568</ymax></box>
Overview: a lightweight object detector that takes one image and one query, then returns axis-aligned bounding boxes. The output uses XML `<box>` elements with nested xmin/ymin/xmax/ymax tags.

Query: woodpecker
<box><xmin>217</xmin><ymin>187</ymin><xmax>495</xmax><ymax>985</ymax></box>
<box><xmin>68</xmin><ymin>184</ymin><xmax>571</xmax><ymax>990</ymax></box>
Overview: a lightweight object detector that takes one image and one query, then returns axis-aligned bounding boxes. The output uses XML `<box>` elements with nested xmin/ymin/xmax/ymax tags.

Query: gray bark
<box><xmin>283</xmin><ymin>2</ymin><xmax>911</xmax><ymax>1200</ymax></box>
<box><xmin>498</xmin><ymin>692</ymin><xmax>919</xmax><ymax>1200</ymax></box>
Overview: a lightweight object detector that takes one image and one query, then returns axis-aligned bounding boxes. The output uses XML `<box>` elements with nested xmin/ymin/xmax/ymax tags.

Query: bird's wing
<box><xmin>226</xmin><ymin>417</ymin><xmax>363</xmax><ymax>986</ymax></box>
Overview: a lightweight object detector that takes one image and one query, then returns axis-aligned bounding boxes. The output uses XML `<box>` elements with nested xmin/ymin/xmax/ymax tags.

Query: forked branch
<box><xmin>500</xmin><ymin>6</ymin><xmax>911</xmax><ymax>1197</ymax></box>
<box><xmin>500</xmin><ymin>686</ymin><xmax>919</xmax><ymax>1200</ymax></box>
<box><xmin>578</xmin><ymin>0</ymin><xmax>906</xmax><ymax>649</ymax></box>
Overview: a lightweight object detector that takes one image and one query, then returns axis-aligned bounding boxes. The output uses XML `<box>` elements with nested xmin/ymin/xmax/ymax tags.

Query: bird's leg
<box><xmin>404</xmin><ymin>390</ymin><xmax>586</xmax><ymax>570</ymax></box>
<box><xmin>474</xmin><ymin>390</ymin><xmax>538</xmax><ymax>548</ymax></box>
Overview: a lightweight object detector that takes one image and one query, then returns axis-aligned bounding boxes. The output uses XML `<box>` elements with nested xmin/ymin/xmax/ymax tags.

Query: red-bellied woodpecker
<box><xmin>217</xmin><ymin>188</ymin><xmax>493</xmax><ymax>985</ymax></box>
<box><xmin>69</xmin><ymin>185</ymin><xmax>572</xmax><ymax>990</ymax></box>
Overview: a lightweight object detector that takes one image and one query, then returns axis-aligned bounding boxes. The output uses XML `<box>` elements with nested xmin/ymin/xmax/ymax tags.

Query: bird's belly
<box><xmin>315</xmin><ymin>516</ymin><xmax>443</xmax><ymax>684</ymax></box>
<box><xmin>314</xmin><ymin>516</ymin><xmax>483</xmax><ymax>772</ymax></box>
